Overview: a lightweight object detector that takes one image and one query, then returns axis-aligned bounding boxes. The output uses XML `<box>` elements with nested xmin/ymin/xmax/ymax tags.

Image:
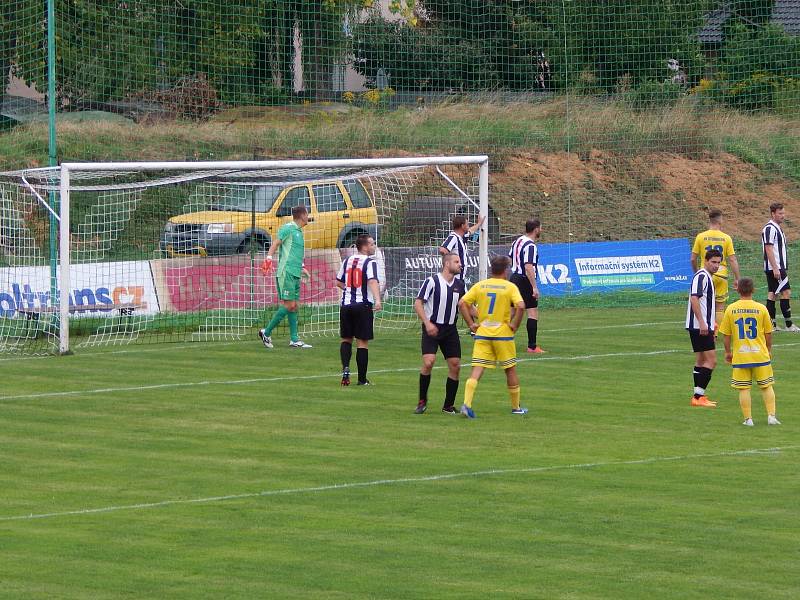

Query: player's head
<box><xmin>442</xmin><ymin>252</ymin><xmax>462</xmax><ymax>276</ymax></box>
<box><xmin>737</xmin><ymin>277</ymin><xmax>754</xmax><ymax>298</ymax></box>
<box><xmin>355</xmin><ymin>234</ymin><xmax>376</xmax><ymax>255</ymax></box>
<box><xmin>490</xmin><ymin>255</ymin><xmax>511</xmax><ymax>278</ymax></box>
<box><xmin>452</xmin><ymin>215</ymin><xmax>468</xmax><ymax>233</ymax></box>
<box><xmin>770</xmin><ymin>202</ymin><xmax>785</xmax><ymax>223</ymax></box>
<box><xmin>704</xmin><ymin>248</ymin><xmax>722</xmax><ymax>273</ymax></box>
<box><xmin>292</xmin><ymin>205</ymin><xmax>309</xmax><ymax>226</ymax></box>
<box><xmin>525</xmin><ymin>219</ymin><xmax>541</xmax><ymax>239</ymax></box>
<box><xmin>708</xmin><ymin>209</ymin><xmax>722</xmax><ymax>226</ymax></box>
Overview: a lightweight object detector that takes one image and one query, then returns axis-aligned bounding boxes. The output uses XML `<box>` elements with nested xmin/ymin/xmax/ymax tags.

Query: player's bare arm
<box><xmin>458</xmin><ymin>299</ymin><xmax>478</xmax><ymax>332</ymax></box>
<box><xmin>723</xmin><ymin>334</ymin><xmax>732</xmax><ymax>364</ymax></box>
<box><xmin>509</xmin><ymin>301</ymin><xmax>525</xmax><ymax>332</ymax></box>
<box><xmin>438</xmin><ymin>245</ymin><xmax>449</xmax><ymax>256</ymax></box>
<box><xmin>368</xmin><ymin>279</ymin><xmax>382</xmax><ymax>312</ymax></box>
<box><xmin>414</xmin><ymin>298</ymin><xmax>438</xmax><ymax>337</ymax></box>
<box><xmin>525</xmin><ymin>263</ymin><xmax>539</xmax><ymax>298</ymax></box>
<box><xmin>690</xmin><ymin>252</ymin><xmax>699</xmax><ymax>273</ymax></box>
<box><xmin>728</xmin><ymin>254</ymin><xmax>740</xmax><ymax>289</ymax></box>
<box><xmin>765</xmin><ymin>331</ymin><xmax>772</xmax><ymax>357</ymax></box>
<box><xmin>266</xmin><ymin>237</ymin><xmax>282</xmax><ymax>260</ymax></box>
<box><xmin>467</xmin><ymin>215</ymin><xmax>486</xmax><ymax>235</ymax></box>
<box><xmin>689</xmin><ymin>295</ymin><xmax>708</xmax><ymax>335</ymax></box>
<box><xmin>765</xmin><ymin>244</ymin><xmax>781</xmax><ymax>279</ymax></box>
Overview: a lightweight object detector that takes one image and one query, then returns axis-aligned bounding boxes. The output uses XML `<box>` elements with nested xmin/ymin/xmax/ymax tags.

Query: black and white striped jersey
<box><xmin>509</xmin><ymin>235</ymin><xmax>538</xmax><ymax>277</ymax></box>
<box><xmin>337</xmin><ymin>254</ymin><xmax>379</xmax><ymax>306</ymax></box>
<box><xmin>685</xmin><ymin>268</ymin><xmax>716</xmax><ymax>330</ymax></box>
<box><xmin>416</xmin><ymin>274</ymin><xmax>466</xmax><ymax>326</ymax></box>
<box><xmin>441</xmin><ymin>232</ymin><xmax>467</xmax><ymax>280</ymax></box>
<box><xmin>762</xmin><ymin>219</ymin><xmax>788</xmax><ymax>271</ymax></box>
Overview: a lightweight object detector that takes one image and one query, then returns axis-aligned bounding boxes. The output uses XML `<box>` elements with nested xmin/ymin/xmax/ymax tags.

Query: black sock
<box><xmin>340</xmin><ymin>342</ymin><xmax>352</xmax><ymax>370</ymax></box>
<box><xmin>780</xmin><ymin>299</ymin><xmax>792</xmax><ymax>327</ymax></box>
<box><xmin>697</xmin><ymin>366</ymin><xmax>713</xmax><ymax>390</ymax></box>
<box><xmin>526</xmin><ymin>318</ymin><xmax>538</xmax><ymax>349</ymax></box>
<box><xmin>767</xmin><ymin>299</ymin><xmax>776</xmax><ymax>324</ymax></box>
<box><xmin>419</xmin><ymin>373</ymin><xmax>431</xmax><ymax>401</ymax></box>
<box><xmin>444</xmin><ymin>377</ymin><xmax>459</xmax><ymax>408</ymax></box>
<box><xmin>356</xmin><ymin>347</ymin><xmax>368</xmax><ymax>383</ymax></box>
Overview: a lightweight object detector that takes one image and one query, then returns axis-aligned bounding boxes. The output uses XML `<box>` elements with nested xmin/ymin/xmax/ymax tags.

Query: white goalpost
<box><xmin>0</xmin><ymin>156</ymin><xmax>491</xmax><ymax>355</ymax></box>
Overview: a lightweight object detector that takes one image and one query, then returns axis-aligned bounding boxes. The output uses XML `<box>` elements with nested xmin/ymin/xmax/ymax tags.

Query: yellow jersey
<box><xmin>461</xmin><ymin>277</ymin><xmax>524</xmax><ymax>339</ymax></box>
<box><xmin>692</xmin><ymin>229</ymin><xmax>735</xmax><ymax>280</ymax></box>
<box><xmin>718</xmin><ymin>299</ymin><xmax>774</xmax><ymax>367</ymax></box>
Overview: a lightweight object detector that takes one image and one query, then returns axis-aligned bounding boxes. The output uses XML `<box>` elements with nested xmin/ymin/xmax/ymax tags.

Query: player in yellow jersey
<box><xmin>457</xmin><ymin>256</ymin><xmax>527</xmax><ymax>418</ymax></box>
<box><xmin>691</xmin><ymin>209</ymin><xmax>740</xmax><ymax>326</ymax></box>
<box><xmin>718</xmin><ymin>277</ymin><xmax>781</xmax><ymax>426</ymax></box>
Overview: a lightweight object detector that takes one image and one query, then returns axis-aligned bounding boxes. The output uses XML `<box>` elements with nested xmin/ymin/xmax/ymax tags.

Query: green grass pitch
<box><xmin>1</xmin><ymin>304</ymin><xmax>798</xmax><ymax>599</ymax></box>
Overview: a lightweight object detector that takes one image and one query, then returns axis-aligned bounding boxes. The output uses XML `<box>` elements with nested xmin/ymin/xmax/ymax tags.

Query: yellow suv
<box><xmin>161</xmin><ymin>178</ymin><xmax>379</xmax><ymax>256</ymax></box>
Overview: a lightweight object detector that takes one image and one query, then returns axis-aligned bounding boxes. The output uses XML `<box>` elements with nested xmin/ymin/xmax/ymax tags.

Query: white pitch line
<box><xmin>0</xmin><ymin>319</ymin><xmax>683</xmax><ymax>364</ymax></box>
<box><xmin>0</xmin><ymin>348</ymin><xmax>680</xmax><ymax>401</ymax></box>
<box><xmin>1</xmin><ymin>445</ymin><xmax>796</xmax><ymax>523</ymax></box>
<box><xmin>4</xmin><ymin>342</ymin><xmax>800</xmax><ymax>403</ymax></box>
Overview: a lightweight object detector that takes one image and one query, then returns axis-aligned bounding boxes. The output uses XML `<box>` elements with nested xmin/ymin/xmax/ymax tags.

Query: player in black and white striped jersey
<box><xmin>413</xmin><ymin>253</ymin><xmax>466</xmax><ymax>414</ymax></box>
<box><xmin>762</xmin><ymin>203</ymin><xmax>799</xmax><ymax>331</ymax></box>
<box><xmin>439</xmin><ymin>214</ymin><xmax>485</xmax><ymax>284</ymax></box>
<box><xmin>508</xmin><ymin>219</ymin><xmax>544</xmax><ymax>353</ymax></box>
<box><xmin>336</xmin><ymin>234</ymin><xmax>382</xmax><ymax>386</ymax></box>
<box><xmin>686</xmin><ymin>248</ymin><xmax>722</xmax><ymax>408</ymax></box>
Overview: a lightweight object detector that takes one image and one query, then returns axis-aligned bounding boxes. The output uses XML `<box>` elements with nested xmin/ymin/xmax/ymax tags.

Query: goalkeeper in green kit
<box><xmin>259</xmin><ymin>205</ymin><xmax>313</xmax><ymax>349</ymax></box>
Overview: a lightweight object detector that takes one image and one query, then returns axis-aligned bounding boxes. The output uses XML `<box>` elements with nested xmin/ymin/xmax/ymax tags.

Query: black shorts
<box><xmin>340</xmin><ymin>303</ymin><xmax>374</xmax><ymax>340</ymax></box>
<box><xmin>510</xmin><ymin>273</ymin><xmax>538</xmax><ymax>309</ymax></box>
<box><xmin>421</xmin><ymin>323</ymin><xmax>461</xmax><ymax>359</ymax></box>
<box><xmin>765</xmin><ymin>270</ymin><xmax>791</xmax><ymax>294</ymax></box>
<box><xmin>689</xmin><ymin>329</ymin><xmax>715</xmax><ymax>353</ymax></box>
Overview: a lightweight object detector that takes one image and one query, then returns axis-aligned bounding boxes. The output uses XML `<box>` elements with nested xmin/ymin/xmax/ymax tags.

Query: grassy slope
<box><xmin>1</xmin><ymin>98</ymin><xmax>798</xmax><ymax>243</ymax></box>
<box><xmin>1</xmin><ymin>305</ymin><xmax>799</xmax><ymax>598</ymax></box>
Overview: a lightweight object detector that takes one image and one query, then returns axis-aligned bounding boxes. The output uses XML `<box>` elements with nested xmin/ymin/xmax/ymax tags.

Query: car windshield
<box><xmin>208</xmin><ymin>185</ymin><xmax>284</xmax><ymax>212</ymax></box>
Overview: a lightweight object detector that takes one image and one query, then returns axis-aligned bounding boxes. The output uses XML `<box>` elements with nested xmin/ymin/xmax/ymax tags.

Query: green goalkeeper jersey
<box><xmin>277</xmin><ymin>221</ymin><xmax>305</xmax><ymax>277</ymax></box>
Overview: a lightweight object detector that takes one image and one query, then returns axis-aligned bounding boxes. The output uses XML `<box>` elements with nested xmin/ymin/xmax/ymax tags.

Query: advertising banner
<box><xmin>381</xmin><ymin>238</ymin><xmax>692</xmax><ymax>299</ymax></box>
<box><xmin>0</xmin><ymin>261</ymin><xmax>160</xmax><ymax>318</ymax></box>
<box><xmin>154</xmin><ymin>250</ymin><xmax>343</xmax><ymax>313</ymax></box>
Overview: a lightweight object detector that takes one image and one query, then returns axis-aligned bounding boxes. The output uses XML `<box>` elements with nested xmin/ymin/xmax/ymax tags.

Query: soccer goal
<box><xmin>0</xmin><ymin>156</ymin><xmax>491</xmax><ymax>355</ymax></box>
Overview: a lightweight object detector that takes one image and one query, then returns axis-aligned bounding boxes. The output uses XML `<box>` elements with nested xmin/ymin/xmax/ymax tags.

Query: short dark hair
<box><xmin>738</xmin><ymin>277</ymin><xmax>754</xmax><ymax>296</ymax></box>
<box><xmin>705</xmin><ymin>248</ymin><xmax>722</xmax><ymax>261</ymax></box>
<box><xmin>708</xmin><ymin>209</ymin><xmax>722</xmax><ymax>222</ymax></box>
<box><xmin>291</xmin><ymin>205</ymin><xmax>308</xmax><ymax>219</ymax></box>
<box><xmin>452</xmin><ymin>215</ymin><xmax>467</xmax><ymax>230</ymax></box>
<box><xmin>490</xmin><ymin>255</ymin><xmax>510</xmax><ymax>275</ymax></box>
<box><xmin>770</xmin><ymin>202</ymin><xmax>784</xmax><ymax>214</ymax></box>
<box><xmin>355</xmin><ymin>234</ymin><xmax>373</xmax><ymax>251</ymax></box>
<box><xmin>525</xmin><ymin>219</ymin><xmax>541</xmax><ymax>233</ymax></box>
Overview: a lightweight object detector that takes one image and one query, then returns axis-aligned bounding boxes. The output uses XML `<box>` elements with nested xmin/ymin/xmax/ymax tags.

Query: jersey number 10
<box><xmin>346</xmin><ymin>268</ymin><xmax>363</xmax><ymax>288</ymax></box>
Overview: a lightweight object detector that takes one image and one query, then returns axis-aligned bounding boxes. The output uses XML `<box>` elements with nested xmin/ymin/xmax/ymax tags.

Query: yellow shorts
<box><xmin>713</xmin><ymin>275</ymin><xmax>729</xmax><ymax>304</ymax></box>
<box><xmin>730</xmin><ymin>364</ymin><xmax>774</xmax><ymax>389</ymax></box>
<box><xmin>471</xmin><ymin>337</ymin><xmax>517</xmax><ymax>370</ymax></box>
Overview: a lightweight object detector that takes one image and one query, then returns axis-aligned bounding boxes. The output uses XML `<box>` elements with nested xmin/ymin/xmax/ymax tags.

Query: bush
<box><xmin>624</xmin><ymin>81</ymin><xmax>684</xmax><ymax>111</ymax></box>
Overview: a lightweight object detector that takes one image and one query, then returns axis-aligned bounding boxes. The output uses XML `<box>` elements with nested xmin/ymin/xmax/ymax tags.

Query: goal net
<box><xmin>0</xmin><ymin>157</ymin><xmax>490</xmax><ymax>355</ymax></box>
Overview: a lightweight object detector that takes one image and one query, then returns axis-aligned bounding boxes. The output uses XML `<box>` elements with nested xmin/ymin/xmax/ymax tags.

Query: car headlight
<box><xmin>206</xmin><ymin>223</ymin><xmax>233</xmax><ymax>234</ymax></box>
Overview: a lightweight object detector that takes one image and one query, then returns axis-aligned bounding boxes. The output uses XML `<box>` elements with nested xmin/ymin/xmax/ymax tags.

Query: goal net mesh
<box><xmin>0</xmin><ymin>159</ymin><xmax>491</xmax><ymax>355</ymax></box>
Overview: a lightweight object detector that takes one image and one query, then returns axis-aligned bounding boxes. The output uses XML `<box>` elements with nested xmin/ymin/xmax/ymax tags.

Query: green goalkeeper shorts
<box><xmin>276</xmin><ymin>273</ymin><xmax>301</xmax><ymax>301</ymax></box>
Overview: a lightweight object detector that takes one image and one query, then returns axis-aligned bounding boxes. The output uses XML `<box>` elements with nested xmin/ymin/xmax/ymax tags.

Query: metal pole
<box><xmin>478</xmin><ymin>159</ymin><xmax>489</xmax><ymax>281</ymax></box>
<box><xmin>47</xmin><ymin>0</ymin><xmax>59</xmax><ymax>346</ymax></box>
<box><xmin>59</xmin><ymin>166</ymin><xmax>70</xmax><ymax>354</ymax></box>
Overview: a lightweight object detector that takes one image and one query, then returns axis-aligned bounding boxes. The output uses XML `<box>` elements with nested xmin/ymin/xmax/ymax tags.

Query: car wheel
<box><xmin>239</xmin><ymin>236</ymin><xmax>271</xmax><ymax>254</ymax></box>
<box><xmin>339</xmin><ymin>231</ymin><xmax>365</xmax><ymax>249</ymax></box>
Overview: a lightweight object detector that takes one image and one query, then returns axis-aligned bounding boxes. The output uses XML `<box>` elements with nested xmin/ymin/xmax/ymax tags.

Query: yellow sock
<box><xmin>761</xmin><ymin>386</ymin><xmax>776</xmax><ymax>416</ymax></box>
<box><xmin>738</xmin><ymin>389</ymin><xmax>752</xmax><ymax>420</ymax></box>
<box><xmin>464</xmin><ymin>378</ymin><xmax>478</xmax><ymax>408</ymax></box>
<box><xmin>508</xmin><ymin>385</ymin><xmax>521</xmax><ymax>410</ymax></box>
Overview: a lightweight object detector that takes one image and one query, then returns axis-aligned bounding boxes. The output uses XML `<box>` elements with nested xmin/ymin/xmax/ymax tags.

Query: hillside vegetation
<box><xmin>0</xmin><ymin>98</ymin><xmax>798</xmax><ymax>242</ymax></box>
